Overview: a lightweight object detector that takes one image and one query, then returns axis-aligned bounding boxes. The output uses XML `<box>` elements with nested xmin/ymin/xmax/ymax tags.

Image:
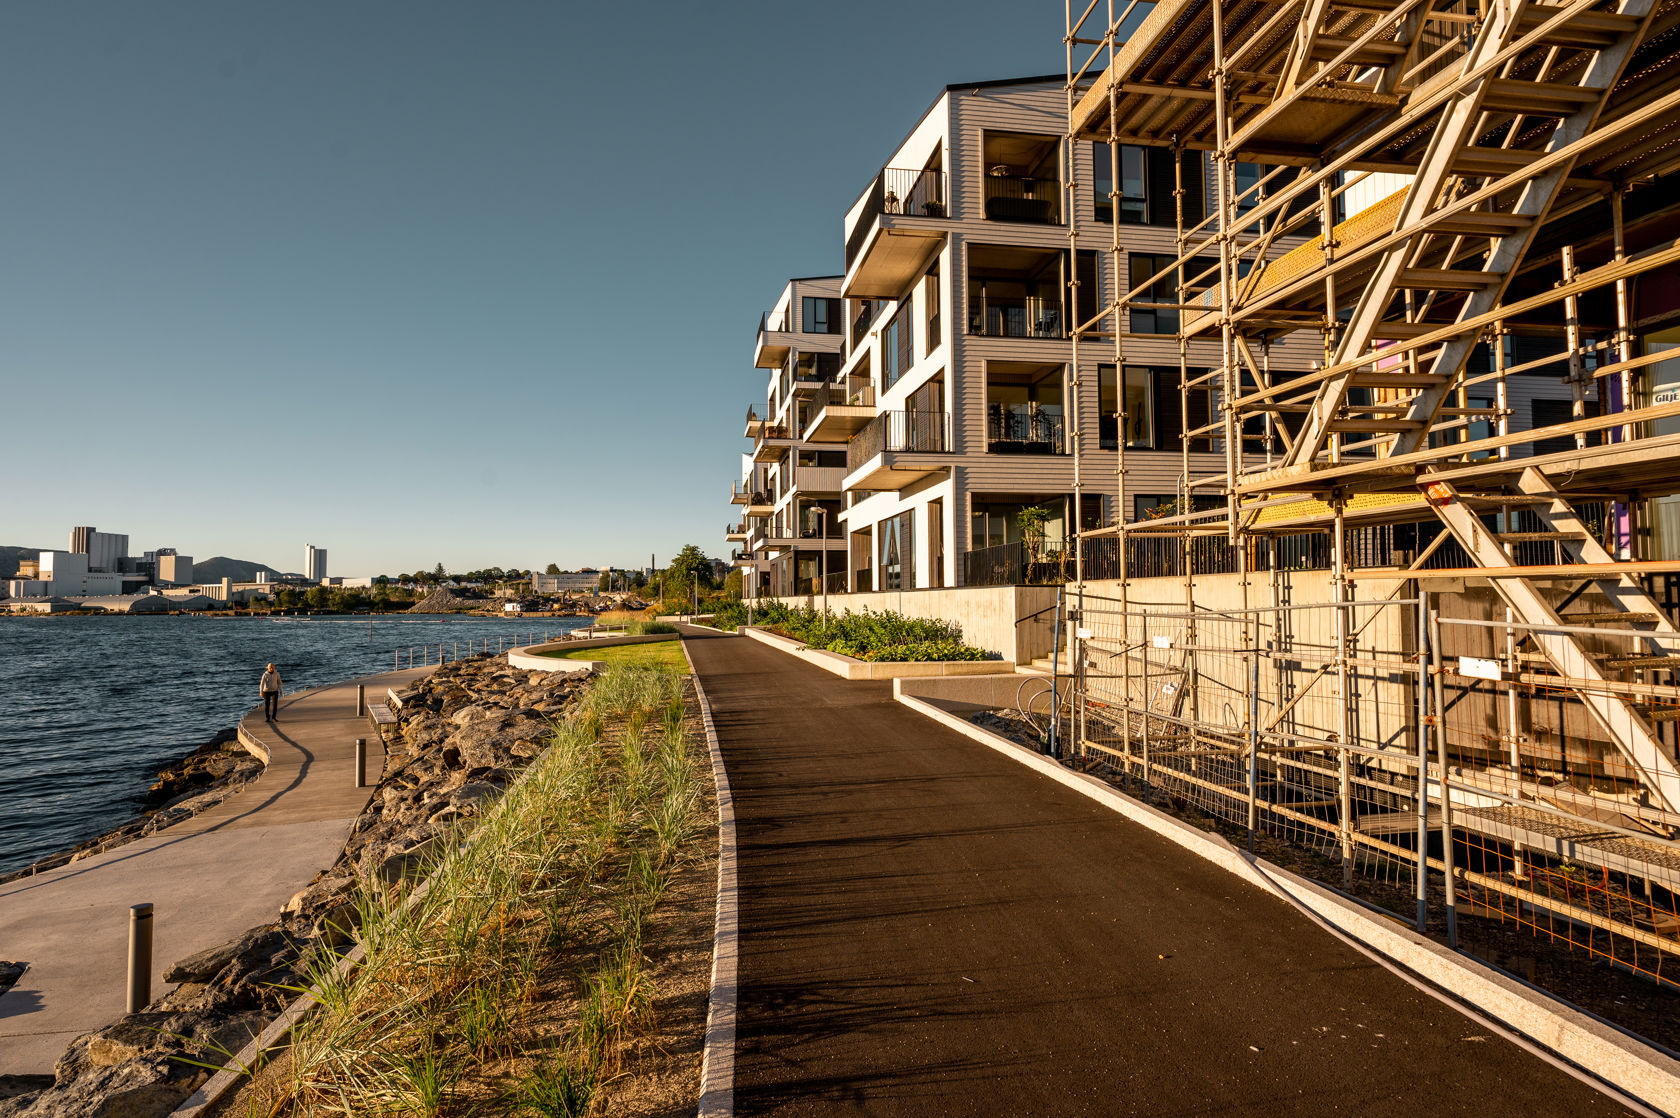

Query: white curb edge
<box><xmin>684</xmin><ymin>638</ymin><xmax>739</xmax><ymax>1118</ymax></box>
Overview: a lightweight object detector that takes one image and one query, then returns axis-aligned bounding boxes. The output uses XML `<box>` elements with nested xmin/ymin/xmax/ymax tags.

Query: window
<box><xmin>882</xmin><ymin>299</ymin><xmax>914</xmax><ymax>390</ymax></box>
<box><xmin>1532</xmin><ymin>398</ymin><xmax>1600</xmax><ymax>456</ymax></box>
<box><xmin>1099</xmin><ymin>365</ymin><xmax>1154</xmax><ymax>449</ymax></box>
<box><xmin>968</xmin><ymin>244</ymin><xmax>1065</xmax><ymax>338</ymax></box>
<box><xmin>925</xmin><ymin>266</ymin><xmax>941</xmax><ymax>352</ymax></box>
<box><xmin>877</xmin><ymin>511</ymin><xmax>915</xmax><ymax>590</ymax></box>
<box><xmin>928</xmin><ymin>499</ymin><xmax>944</xmax><ymax>588</ymax></box>
<box><xmin>803</xmin><ymin>297</ymin><xmax>840</xmax><ymax>334</ymax></box>
<box><xmin>1233</xmin><ymin>162</ymin><xmax>1265</xmax><ymax>212</ymax></box>
<box><xmin>1092</xmin><ymin>143</ymin><xmax>1147</xmax><ymax>223</ymax></box>
<box><xmin>1128</xmin><ymin>253</ymin><xmax>1216</xmax><ymax>335</ymax></box>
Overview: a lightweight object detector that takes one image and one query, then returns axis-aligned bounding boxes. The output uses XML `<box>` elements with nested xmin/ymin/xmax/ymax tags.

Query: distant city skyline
<box><xmin>0</xmin><ymin>2</ymin><xmax>1072</xmax><ymax>572</ymax></box>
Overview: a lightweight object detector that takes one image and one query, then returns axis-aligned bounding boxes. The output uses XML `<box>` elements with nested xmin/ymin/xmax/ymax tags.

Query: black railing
<box><xmin>967</xmin><ymin>298</ymin><xmax>1063</xmax><ymax>338</ymax></box>
<box><xmin>846</xmin><ymin>167</ymin><xmax>950</xmax><ymax>270</ymax></box>
<box><xmin>983</xmin><ymin>176</ymin><xmax>1060</xmax><ymax>224</ymax></box>
<box><xmin>824</xmin><ymin>570</ymin><xmax>849</xmax><ymax>594</ymax></box>
<box><xmin>986</xmin><ymin>407</ymin><xmax>1065</xmax><ymax>454</ymax></box>
<box><xmin>847</xmin><ymin>410</ymin><xmax>951</xmax><ymax>472</ymax></box>
<box><xmin>963</xmin><ymin>540</ymin><xmax>1073</xmax><ymax>587</ymax></box>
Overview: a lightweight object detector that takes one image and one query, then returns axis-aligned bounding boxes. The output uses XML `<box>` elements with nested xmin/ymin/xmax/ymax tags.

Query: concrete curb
<box><xmin>893</xmin><ymin>685</ymin><xmax>1680</xmax><ymax>1117</ymax></box>
<box><xmin>682</xmin><ymin>639</ymin><xmax>739</xmax><ymax>1118</ymax></box>
<box><xmin>741</xmin><ymin>625</ymin><xmax>1009</xmax><ymax>680</ymax></box>
<box><xmin>508</xmin><ymin>632</ymin><xmax>681</xmax><ymax>673</ymax></box>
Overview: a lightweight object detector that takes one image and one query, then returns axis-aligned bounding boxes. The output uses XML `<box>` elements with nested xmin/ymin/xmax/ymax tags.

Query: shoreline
<box><xmin>0</xmin><ymin>729</ymin><xmax>264</xmax><ymax>886</ymax></box>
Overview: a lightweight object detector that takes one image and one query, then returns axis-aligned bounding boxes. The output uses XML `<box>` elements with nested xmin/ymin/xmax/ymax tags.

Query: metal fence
<box><xmin>1066</xmin><ymin>591</ymin><xmax>1680</xmax><ymax>986</ymax></box>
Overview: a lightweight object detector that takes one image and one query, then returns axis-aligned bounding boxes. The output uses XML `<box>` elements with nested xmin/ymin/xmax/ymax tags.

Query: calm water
<box><xmin>0</xmin><ymin>613</ymin><xmax>590</xmax><ymax>874</ymax></box>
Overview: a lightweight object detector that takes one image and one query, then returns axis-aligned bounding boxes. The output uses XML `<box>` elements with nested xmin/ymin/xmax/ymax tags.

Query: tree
<box><xmin>664</xmin><ymin>545</ymin><xmax>714</xmax><ymax>603</ymax></box>
<box><xmin>598</xmin><ymin>570</ymin><xmax>613</xmax><ymax>593</ymax></box>
<box><xmin>544</xmin><ymin>562</ymin><xmax>562</xmax><ymax>576</ymax></box>
<box><xmin>305</xmin><ymin>586</ymin><xmax>331</xmax><ymax>611</ymax></box>
<box><xmin>433</xmin><ymin>562</ymin><xmax>447</xmax><ymax>580</ymax></box>
<box><xmin>724</xmin><ymin>569</ymin><xmax>743</xmax><ymax>599</ymax></box>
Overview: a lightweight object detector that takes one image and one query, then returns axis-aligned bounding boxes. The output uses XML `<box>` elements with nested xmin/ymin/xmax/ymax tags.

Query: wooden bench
<box><xmin>386</xmin><ymin>687</ymin><xmax>405</xmax><ymax>711</ymax></box>
<box><xmin>367</xmin><ymin>703</ymin><xmax>398</xmax><ymax>727</ymax></box>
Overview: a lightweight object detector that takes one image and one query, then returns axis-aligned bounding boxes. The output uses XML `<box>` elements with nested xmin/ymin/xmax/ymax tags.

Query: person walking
<box><xmin>260</xmin><ymin>662</ymin><xmax>283</xmax><ymax>721</ymax></box>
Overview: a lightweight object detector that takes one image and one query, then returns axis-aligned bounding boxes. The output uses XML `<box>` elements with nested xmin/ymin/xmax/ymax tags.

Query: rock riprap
<box><xmin>0</xmin><ymin>655</ymin><xmax>584</xmax><ymax>1118</ymax></box>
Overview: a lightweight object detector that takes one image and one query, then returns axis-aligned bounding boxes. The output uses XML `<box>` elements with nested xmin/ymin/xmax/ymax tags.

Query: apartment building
<box><xmin>731</xmin><ymin>73</ymin><xmax>1587</xmax><ymax>592</ymax></box>
<box><xmin>732</xmin><ymin>276</ymin><xmax>849</xmax><ymax>598</ymax></box>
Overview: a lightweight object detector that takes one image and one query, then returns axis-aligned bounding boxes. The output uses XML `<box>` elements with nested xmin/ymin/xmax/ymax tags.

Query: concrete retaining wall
<box><xmin>759</xmin><ymin>585</ymin><xmax>1058</xmax><ymax>664</ymax></box>
<box><xmin>743</xmin><ymin>626</ymin><xmax>1014</xmax><ymax>680</ymax></box>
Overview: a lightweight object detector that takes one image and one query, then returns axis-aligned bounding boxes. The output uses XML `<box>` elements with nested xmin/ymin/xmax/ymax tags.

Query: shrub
<box><xmin>626</xmin><ymin>620</ymin><xmax>677</xmax><ymax>635</ymax></box>
<box><xmin>710</xmin><ymin>600</ymin><xmax>748</xmax><ymax>632</ymax></box>
<box><xmin>750</xmin><ymin>603</ymin><xmax>986</xmax><ymax>662</ymax></box>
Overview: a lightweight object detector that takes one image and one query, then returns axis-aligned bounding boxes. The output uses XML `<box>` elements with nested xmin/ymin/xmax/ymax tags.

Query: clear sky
<box><xmin>0</xmin><ymin>2</ymin><xmax>1075</xmax><ymax>576</ymax></box>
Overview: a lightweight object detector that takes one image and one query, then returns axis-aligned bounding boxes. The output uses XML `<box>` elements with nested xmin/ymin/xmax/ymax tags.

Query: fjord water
<box><xmin>0</xmin><ymin>614</ymin><xmax>590</xmax><ymax>874</ymax></box>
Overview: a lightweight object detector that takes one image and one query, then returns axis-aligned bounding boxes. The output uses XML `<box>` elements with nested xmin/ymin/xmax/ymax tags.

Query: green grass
<box><xmin>538</xmin><ymin>641</ymin><xmax>689</xmax><ymax>671</ymax></box>
<box><xmin>271</xmin><ymin>660</ymin><xmax>704</xmax><ymax>1116</ymax></box>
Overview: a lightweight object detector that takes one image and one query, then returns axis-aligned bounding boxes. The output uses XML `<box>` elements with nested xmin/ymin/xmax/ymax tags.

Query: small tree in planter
<box><xmin>1016</xmin><ymin>505</ymin><xmax>1053</xmax><ymax>563</ymax></box>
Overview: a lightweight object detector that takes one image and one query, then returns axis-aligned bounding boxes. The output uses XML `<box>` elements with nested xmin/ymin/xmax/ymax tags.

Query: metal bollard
<box><xmin>127</xmin><ymin>903</ymin><xmax>153</xmax><ymax>1013</ymax></box>
<box><xmin>355</xmin><ymin>683</ymin><xmax>365</xmax><ymax>717</ymax></box>
<box><xmin>355</xmin><ymin>738</ymin><xmax>367</xmax><ymax>788</ymax></box>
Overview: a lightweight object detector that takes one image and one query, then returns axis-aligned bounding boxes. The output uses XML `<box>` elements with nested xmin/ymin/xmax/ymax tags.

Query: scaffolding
<box><xmin>1064</xmin><ymin>0</ymin><xmax>1680</xmax><ymax>983</ymax></box>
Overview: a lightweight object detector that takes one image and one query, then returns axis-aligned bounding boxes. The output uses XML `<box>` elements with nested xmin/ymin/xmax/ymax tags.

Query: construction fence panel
<box><xmin>1072</xmin><ymin>593</ymin><xmax>1680</xmax><ymax>985</ymax></box>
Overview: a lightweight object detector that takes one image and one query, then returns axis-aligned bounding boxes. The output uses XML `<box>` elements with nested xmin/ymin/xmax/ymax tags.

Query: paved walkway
<box><xmin>0</xmin><ymin>667</ymin><xmax>428</xmax><ymax>1075</ymax></box>
<box><xmin>680</xmin><ymin>630</ymin><xmax>1631</xmax><ymax>1117</ymax></box>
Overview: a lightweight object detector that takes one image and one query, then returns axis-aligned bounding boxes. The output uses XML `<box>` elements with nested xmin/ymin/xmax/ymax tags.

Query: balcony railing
<box><xmin>758</xmin><ymin>306</ymin><xmax>793</xmax><ymax>339</ymax></box>
<box><xmin>812</xmin><ymin>377</ymin><xmax>876</xmax><ymax>418</ymax></box>
<box><xmin>967</xmin><ymin>298</ymin><xmax>1063</xmax><ymax>338</ymax></box>
<box><xmin>986</xmin><ymin>406</ymin><xmax>1065</xmax><ymax>455</ymax></box>
<box><xmin>846</xmin><ymin>166</ymin><xmax>950</xmax><ymax>270</ymax></box>
<box><xmin>847</xmin><ymin>409</ymin><xmax>951</xmax><ymax>472</ymax></box>
<box><xmin>982</xmin><ymin>176</ymin><xmax>1060</xmax><ymax>224</ymax></box>
<box><xmin>962</xmin><ymin>539</ymin><xmax>1073</xmax><ymax>587</ymax></box>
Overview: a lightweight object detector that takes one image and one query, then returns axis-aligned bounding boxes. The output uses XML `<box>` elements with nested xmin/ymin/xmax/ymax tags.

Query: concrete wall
<box><xmin>762</xmin><ymin>583</ymin><xmax>1058</xmax><ymax>664</ymax></box>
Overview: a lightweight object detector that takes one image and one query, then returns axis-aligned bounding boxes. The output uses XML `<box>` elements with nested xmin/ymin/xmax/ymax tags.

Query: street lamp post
<box><xmin>819</xmin><ymin>507</ymin><xmax>829</xmax><ymax>632</ymax></box>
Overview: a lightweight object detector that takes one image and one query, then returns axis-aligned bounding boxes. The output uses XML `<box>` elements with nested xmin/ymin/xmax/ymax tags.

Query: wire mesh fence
<box><xmin>1069</xmin><ymin>589</ymin><xmax>1680</xmax><ymax>986</ymax></box>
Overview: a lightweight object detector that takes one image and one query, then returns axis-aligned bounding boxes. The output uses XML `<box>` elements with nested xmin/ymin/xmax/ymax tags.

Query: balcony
<box><xmin>982</xmin><ymin>175</ymin><xmax>1060</xmax><ymax>224</ymax></box>
<box><xmin>730</xmin><ymin>481</ymin><xmax>751</xmax><ymax>505</ymax></box>
<box><xmin>987</xmin><ymin>405</ymin><xmax>1066</xmax><ymax>455</ymax></box>
<box><xmin>806</xmin><ymin>378</ymin><xmax>877</xmax><ymax>443</ymax></box>
<box><xmin>742</xmin><ymin>490</ymin><xmax>774</xmax><ymax>517</ymax></box>
<box><xmin>725</xmin><ymin>521</ymin><xmax>749</xmax><ymax>542</ymax></box>
<box><xmin>844</xmin><ymin>409</ymin><xmax>952</xmax><ymax>491</ymax></box>
<box><xmin>731</xmin><ymin>548</ymin><xmax>770</xmax><ymax>570</ymax></box>
<box><xmin>792</xmin><ymin>465</ymin><xmax>847</xmax><ymax>495</ymax></box>
<box><xmin>753</xmin><ymin>306</ymin><xmax>796</xmax><ymax>369</ymax></box>
<box><xmin>844</xmin><ymin>166</ymin><xmax>950</xmax><ymax>299</ymax></box>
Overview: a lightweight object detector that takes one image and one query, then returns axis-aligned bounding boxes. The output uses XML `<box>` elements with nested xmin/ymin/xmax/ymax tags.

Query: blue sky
<box><xmin>0</xmin><ymin>2</ymin><xmax>1073</xmax><ymax>576</ymax></box>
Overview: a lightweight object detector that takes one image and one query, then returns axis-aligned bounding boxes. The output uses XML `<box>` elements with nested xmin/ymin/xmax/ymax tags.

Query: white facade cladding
<box><xmin>304</xmin><ymin>544</ymin><xmax>328</xmax><ymax>581</ymax></box>
<box><xmin>732</xmin><ymin>276</ymin><xmax>849</xmax><ymax>598</ymax></box>
<box><xmin>731</xmin><ymin>76</ymin><xmax>1319</xmax><ymax>591</ymax></box>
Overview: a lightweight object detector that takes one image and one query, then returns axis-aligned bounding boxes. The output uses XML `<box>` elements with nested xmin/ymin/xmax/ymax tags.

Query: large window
<box><xmin>986</xmin><ymin>363</ymin><xmax>1064</xmax><ymax>455</ymax></box>
<box><xmin>803</xmin><ymin>297</ymin><xmax>841</xmax><ymax>334</ymax></box>
<box><xmin>877</xmin><ymin>511</ymin><xmax>915</xmax><ymax>590</ymax></box>
<box><xmin>882</xmin><ymin>299</ymin><xmax>915</xmax><ymax>390</ymax></box>
<box><xmin>1099</xmin><ymin>365</ymin><xmax>1154</xmax><ymax>449</ymax></box>
<box><xmin>1128</xmin><ymin>253</ymin><xmax>1216</xmax><ymax>336</ymax></box>
<box><xmin>1092</xmin><ymin>143</ymin><xmax>1147</xmax><ymax>223</ymax></box>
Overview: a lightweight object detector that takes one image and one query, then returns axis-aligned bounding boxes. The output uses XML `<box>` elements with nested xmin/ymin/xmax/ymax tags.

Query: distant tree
<box><xmin>598</xmin><ymin>571</ymin><xmax>613</xmax><ymax>592</ymax></box>
<box><xmin>305</xmin><ymin>586</ymin><xmax>331</xmax><ymax>610</ymax></box>
<box><xmin>665</xmin><ymin>545</ymin><xmax>715</xmax><ymax>602</ymax></box>
<box><xmin>433</xmin><ymin>562</ymin><xmax>447</xmax><ymax>580</ymax></box>
<box><xmin>544</xmin><ymin>562</ymin><xmax>562</xmax><ymax>576</ymax></box>
<box><xmin>374</xmin><ymin>582</ymin><xmax>391</xmax><ymax>608</ymax></box>
<box><xmin>724</xmin><ymin>569</ymin><xmax>743</xmax><ymax>599</ymax></box>
<box><xmin>374</xmin><ymin>575</ymin><xmax>389</xmax><ymax>588</ymax></box>
<box><xmin>274</xmin><ymin>588</ymin><xmax>300</xmax><ymax>610</ymax></box>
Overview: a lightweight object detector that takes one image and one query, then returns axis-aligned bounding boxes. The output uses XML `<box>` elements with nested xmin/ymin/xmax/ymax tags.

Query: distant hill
<box><xmin>191</xmin><ymin>556</ymin><xmax>290</xmax><ymax>582</ymax></box>
<box><xmin>0</xmin><ymin>545</ymin><xmax>47</xmax><ymax>580</ymax></box>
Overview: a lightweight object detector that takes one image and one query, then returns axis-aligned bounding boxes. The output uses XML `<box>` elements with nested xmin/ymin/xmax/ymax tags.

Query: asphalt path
<box><xmin>681</xmin><ymin>629</ymin><xmax>1635</xmax><ymax>1117</ymax></box>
